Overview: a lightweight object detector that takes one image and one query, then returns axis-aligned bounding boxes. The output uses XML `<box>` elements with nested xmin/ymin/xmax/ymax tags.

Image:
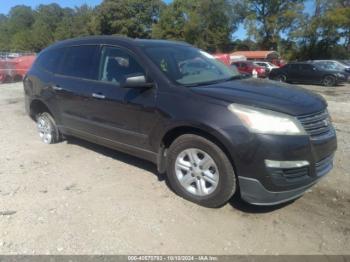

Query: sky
<box><xmin>0</xmin><ymin>0</ymin><xmax>102</xmax><ymax>14</ymax></box>
<box><xmin>0</xmin><ymin>0</ymin><xmax>315</xmax><ymax>40</ymax></box>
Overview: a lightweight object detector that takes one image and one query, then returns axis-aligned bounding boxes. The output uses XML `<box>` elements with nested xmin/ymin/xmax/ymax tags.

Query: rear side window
<box><xmin>60</xmin><ymin>45</ymin><xmax>98</xmax><ymax>80</ymax></box>
<box><xmin>35</xmin><ymin>48</ymin><xmax>65</xmax><ymax>73</ymax></box>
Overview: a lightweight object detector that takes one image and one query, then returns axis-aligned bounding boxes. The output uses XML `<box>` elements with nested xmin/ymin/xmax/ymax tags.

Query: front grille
<box><xmin>297</xmin><ymin>110</ymin><xmax>334</xmax><ymax>139</ymax></box>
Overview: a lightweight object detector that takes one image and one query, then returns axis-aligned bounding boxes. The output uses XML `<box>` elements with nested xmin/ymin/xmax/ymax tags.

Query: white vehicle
<box><xmin>253</xmin><ymin>61</ymin><xmax>279</xmax><ymax>72</ymax></box>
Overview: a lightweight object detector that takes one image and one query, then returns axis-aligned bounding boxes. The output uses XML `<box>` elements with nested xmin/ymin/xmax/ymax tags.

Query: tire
<box><xmin>36</xmin><ymin>112</ymin><xmax>62</xmax><ymax>144</ymax></box>
<box><xmin>323</xmin><ymin>75</ymin><xmax>336</xmax><ymax>87</ymax></box>
<box><xmin>166</xmin><ymin>134</ymin><xmax>236</xmax><ymax>208</ymax></box>
<box><xmin>4</xmin><ymin>75</ymin><xmax>12</xmax><ymax>83</ymax></box>
<box><xmin>13</xmin><ymin>75</ymin><xmax>23</xmax><ymax>82</ymax></box>
<box><xmin>278</xmin><ymin>74</ymin><xmax>287</xmax><ymax>82</ymax></box>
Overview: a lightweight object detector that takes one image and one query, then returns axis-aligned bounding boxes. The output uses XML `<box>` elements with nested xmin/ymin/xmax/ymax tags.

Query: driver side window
<box><xmin>99</xmin><ymin>46</ymin><xmax>145</xmax><ymax>85</ymax></box>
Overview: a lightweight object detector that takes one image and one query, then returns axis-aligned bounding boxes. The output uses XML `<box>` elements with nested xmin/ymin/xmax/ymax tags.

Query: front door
<box><xmin>86</xmin><ymin>45</ymin><xmax>157</xmax><ymax>150</ymax></box>
<box><xmin>299</xmin><ymin>64</ymin><xmax>319</xmax><ymax>83</ymax></box>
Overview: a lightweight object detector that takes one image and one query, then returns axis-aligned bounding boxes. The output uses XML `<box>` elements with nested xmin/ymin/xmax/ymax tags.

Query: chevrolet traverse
<box><xmin>24</xmin><ymin>36</ymin><xmax>337</xmax><ymax>207</ymax></box>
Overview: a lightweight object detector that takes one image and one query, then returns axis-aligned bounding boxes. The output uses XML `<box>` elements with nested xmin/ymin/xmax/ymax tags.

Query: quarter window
<box><xmin>99</xmin><ymin>46</ymin><xmax>145</xmax><ymax>85</ymax></box>
<box><xmin>35</xmin><ymin>48</ymin><xmax>65</xmax><ymax>73</ymax></box>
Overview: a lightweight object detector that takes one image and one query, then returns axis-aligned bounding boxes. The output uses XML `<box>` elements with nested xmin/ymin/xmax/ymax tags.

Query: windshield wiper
<box><xmin>184</xmin><ymin>75</ymin><xmax>242</xmax><ymax>87</ymax></box>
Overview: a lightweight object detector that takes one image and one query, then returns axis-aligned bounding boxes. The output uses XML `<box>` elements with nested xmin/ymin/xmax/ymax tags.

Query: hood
<box><xmin>191</xmin><ymin>78</ymin><xmax>327</xmax><ymax>116</ymax></box>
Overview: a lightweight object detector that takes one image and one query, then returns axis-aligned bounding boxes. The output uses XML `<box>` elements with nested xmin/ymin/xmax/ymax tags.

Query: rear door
<box><xmin>53</xmin><ymin>45</ymin><xmax>100</xmax><ymax>133</ymax></box>
<box><xmin>287</xmin><ymin>64</ymin><xmax>300</xmax><ymax>81</ymax></box>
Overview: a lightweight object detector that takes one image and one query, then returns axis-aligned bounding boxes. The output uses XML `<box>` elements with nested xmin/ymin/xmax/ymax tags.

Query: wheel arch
<box><xmin>157</xmin><ymin>125</ymin><xmax>236</xmax><ymax>175</ymax></box>
<box><xmin>29</xmin><ymin>99</ymin><xmax>54</xmax><ymax>120</ymax></box>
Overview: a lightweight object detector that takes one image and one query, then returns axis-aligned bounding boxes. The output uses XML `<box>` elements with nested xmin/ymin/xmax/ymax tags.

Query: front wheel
<box><xmin>166</xmin><ymin>134</ymin><xmax>236</xmax><ymax>208</ymax></box>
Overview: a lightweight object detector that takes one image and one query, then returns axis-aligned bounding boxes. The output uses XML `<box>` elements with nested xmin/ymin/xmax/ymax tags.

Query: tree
<box><xmin>29</xmin><ymin>4</ymin><xmax>66</xmax><ymax>51</ymax></box>
<box><xmin>242</xmin><ymin>0</ymin><xmax>305</xmax><ymax>50</ymax></box>
<box><xmin>290</xmin><ymin>0</ymin><xmax>349</xmax><ymax>60</ymax></box>
<box><xmin>7</xmin><ymin>5</ymin><xmax>35</xmax><ymax>33</ymax></box>
<box><xmin>152</xmin><ymin>0</ymin><xmax>241</xmax><ymax>52</ymax></box>
<box><xmin>91</xmin><ymin>0</ymin><xmax>164</xmax><ymax>38</ymax></box>
<box><xmin>324</xmin><ymin>0</ymin><xmax>350</xmax><ymax>49</ymax></box>
<box><xmin>54</xmin><ymin>5</ymin><xmax>94</xmax><ymax>40</ymax></box>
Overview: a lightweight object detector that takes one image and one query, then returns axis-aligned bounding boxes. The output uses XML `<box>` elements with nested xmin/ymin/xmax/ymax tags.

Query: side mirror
<box><xmin>123</xmin><ymin>75</ymin><xmax>154</xmax><ymax>89</ymax></box>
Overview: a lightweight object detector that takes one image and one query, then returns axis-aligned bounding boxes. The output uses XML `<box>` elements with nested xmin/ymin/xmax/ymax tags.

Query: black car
<box><xmin>269</xmin><ymin>62</ymin><xmax>348</xmax><ymax>86</ymax></box>
<box><xmin>312</xmin><ymin>60</ymin><xmax>350</xmax><ymax>81</ymax></box>
<box><xmin>24</xmin><ymin>36</ymin><xmax>337</xmax><ymax>207</ymax></box>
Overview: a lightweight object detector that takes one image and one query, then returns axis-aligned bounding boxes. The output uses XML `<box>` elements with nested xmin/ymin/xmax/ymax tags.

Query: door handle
<box><xmin>92</xmin><ymin>93</ymin><xmax>106</xmax><ymax>99</ymax></box>
<box><xmin>52</xmin><ymin>85</ymin><xmax>63</xmax><ymax>91</ymax></box>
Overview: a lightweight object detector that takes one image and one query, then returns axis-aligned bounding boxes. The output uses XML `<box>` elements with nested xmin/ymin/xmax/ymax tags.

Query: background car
<box><xmin>340</xmin><ymin>60</ymin><xmax>350</xmax><ymax>66</ymax></box>
<box><xmin>230</xmin><ymin>64</ymin><xmax>251</xmax><ymax>79</ymax></box>
<box><xmin>253</xmin><ymin>61</ymin><xmax>279</xmax><ymax>74</ymax></box>
<box><xmin>312</xmin><ymin>60</ymin><xmax>350</xmax><ymax>74</ymax></box>
<box><xmin>231</xmin><ymin>61</ymin><xmax>266</xmax><ymax>78</ymax></box>
<box><xmin>269</xmin><ymin>62</ymin><xmax>348</xmax><ymax>86</ymax></box>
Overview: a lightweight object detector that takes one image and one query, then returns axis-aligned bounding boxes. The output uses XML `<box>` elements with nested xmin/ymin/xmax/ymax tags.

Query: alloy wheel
<box><xmin>37</xmin><ymin>115</ymin><xmax>53</xmax><ymax>144</ymax></box>
<box><xmin>175</xmin><ymin>148</ymin><xmax>219</xmax><ymax>197</ymax></box>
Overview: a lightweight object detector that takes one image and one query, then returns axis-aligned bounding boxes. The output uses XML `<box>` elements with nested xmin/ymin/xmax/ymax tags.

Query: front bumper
<box><xmin>221</xmin><ymin>123</ymin><xmax>337</xmax><ymax>205</ymax></box>
<box><xmin>238</xmin><ymin>154</ymin><xmax>334</xmax><ymax>205</ymax></box>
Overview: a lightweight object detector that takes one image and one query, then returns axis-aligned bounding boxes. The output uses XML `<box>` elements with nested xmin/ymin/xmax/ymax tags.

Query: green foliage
<box><xmin>0</xmin><ymin>3</ymin><xmax>96</xmax><ymax>52</ymax></box>
<box><xmin>152</xmin><ymin>0</ymin><xmax>241</xmax><ymax>52</ymax></box>
<box><xmin>242</xmin><ymin>0</ymin><xmax>305</xmax><ymax>50</ymax></box>
<box><xmin>54</xmin><ymin>5</ymin><xmax>95</xmax><ymax>40</ymax></box>
<box><xmin>0</xmin><ymin>0</ymin><xmax>348</xmax><ymax>59</ymax></box>
<box><xmin>91</xmin><ymin>0</ymin><xmax>165</xmax><ymax>38</ymax></box>
<box><xmin>289</xmin><ymin>0</ymin><xmax>350</xmax><ymax>60</ymax></box>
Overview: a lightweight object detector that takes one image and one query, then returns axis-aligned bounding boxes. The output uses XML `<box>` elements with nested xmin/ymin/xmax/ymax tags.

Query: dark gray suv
<box><xmin>24</xmin><ymin>36</ymin><xmax>337</xmax><ymax>207</ymax></box>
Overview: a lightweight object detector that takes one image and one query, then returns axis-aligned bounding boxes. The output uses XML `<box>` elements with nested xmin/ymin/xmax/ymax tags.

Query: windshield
<box><xmin>143</xmin><ymin>45</ymin><xmax>239</xmax><ymax>86</ymax></box>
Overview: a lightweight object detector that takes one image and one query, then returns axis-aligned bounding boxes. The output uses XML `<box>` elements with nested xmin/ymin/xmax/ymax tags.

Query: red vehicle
<box><xmin>0</xmin><ymin>59</ymin><xmax>14</xmax><ymax>83</ymax></box>
<box><xmin>213</xmin><ymin>53</ymin><xmax>231</xmax><ymax>65</ymax></box>
<box><xmin>0</xmin><ymin>55</ymin><xmax>35</xmax><ymax>83</ymax></box>
<box><xmin>11</xmin><ymin>55</ymin><xmax>36</xmax><ymax>81</ymax></box>
<box><xmin>231</xmin><ymin>61</ymin><xmax>266</xmax><ymax>78</ymax></box>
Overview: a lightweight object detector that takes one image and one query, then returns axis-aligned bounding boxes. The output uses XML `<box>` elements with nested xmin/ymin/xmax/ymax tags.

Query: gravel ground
<box><xmin>0</xmin><ymin>81</ymin><xmax>349</xmax><ymax>255</ymax></box>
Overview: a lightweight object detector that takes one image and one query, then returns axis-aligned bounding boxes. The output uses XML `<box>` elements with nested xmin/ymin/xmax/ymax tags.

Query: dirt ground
<box><xmin>0</xmin><ymin>81</ymin><xmax>349</xmax><ymax>255</ymax></box>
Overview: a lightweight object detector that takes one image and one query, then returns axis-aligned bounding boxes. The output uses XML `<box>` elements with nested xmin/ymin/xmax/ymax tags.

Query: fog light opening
<box><xmin>265</xmin><ymin>160</ymin><xmax>310</xmax><ymax>169</ymax></box>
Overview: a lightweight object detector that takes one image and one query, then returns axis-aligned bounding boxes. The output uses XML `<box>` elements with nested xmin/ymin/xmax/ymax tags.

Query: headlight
<box><xmin>228</xmin><ymin>104</ymin><xmax>306</xmax><ymax>135</ymax></box>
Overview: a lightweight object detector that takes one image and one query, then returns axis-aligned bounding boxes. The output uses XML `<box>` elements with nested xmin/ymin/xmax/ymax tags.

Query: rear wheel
<box><xmin>323</xmin><ymin>75</ymin><xmax>336</xmax><ymax>87</ymax></box>
<box><xmin>36</xmin><ymin>112</ymin><xmax>62</xmax><ymax>144</ymax></box>
<box><xmin>278</xmin><ymin>74</ymin><xmax>287</xmax><ymax>82</ymax></box>
<box><xmin>166</xmin><ymin>134</ymin><xmax>236</xmax><ymax>208</ymax></box>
